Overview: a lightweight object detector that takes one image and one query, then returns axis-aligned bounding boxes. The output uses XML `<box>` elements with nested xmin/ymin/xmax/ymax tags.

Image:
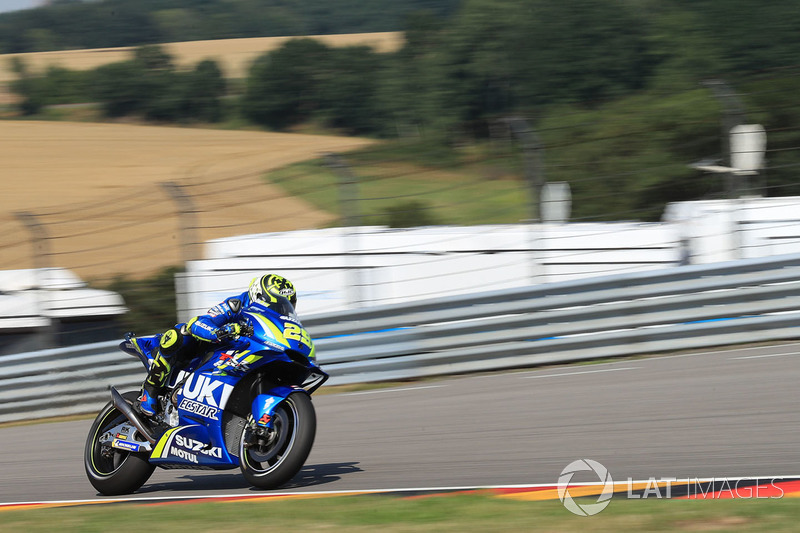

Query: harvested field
<box><xmin>0</xmin><ymin>121</ymin><xmax>376</xmax><ymax>281</ymax></box>
<box><xmin>0</xmin><ymin>32</ymin><xmax>403</xmax><ymax>82</ymax></box>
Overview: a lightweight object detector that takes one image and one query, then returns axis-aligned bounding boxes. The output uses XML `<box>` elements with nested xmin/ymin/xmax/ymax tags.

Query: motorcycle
<box><xmin>84</xmin><ymin>296</ymin><xmax>328</xmax><ymax>495</ymax></box>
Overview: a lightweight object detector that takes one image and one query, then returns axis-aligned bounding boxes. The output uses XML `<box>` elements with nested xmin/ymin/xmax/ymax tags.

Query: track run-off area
<box><xmin>1</xmin><ymin>342</ymin><xmax>799</xmax><ymax>508</ymax></box>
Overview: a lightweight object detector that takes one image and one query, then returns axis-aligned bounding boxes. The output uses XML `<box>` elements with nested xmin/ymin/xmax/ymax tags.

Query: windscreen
<box><xmin>249</xmin><ymin>295</ymin><xmax>298</xmax><ymax>320</ymax></box>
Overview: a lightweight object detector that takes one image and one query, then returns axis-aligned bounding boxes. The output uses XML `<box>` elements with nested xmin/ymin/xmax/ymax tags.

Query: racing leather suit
<box><xmin>132</xmin><ymin>291</ymin><xmax>253</xmax><ymax>415</ymax></box>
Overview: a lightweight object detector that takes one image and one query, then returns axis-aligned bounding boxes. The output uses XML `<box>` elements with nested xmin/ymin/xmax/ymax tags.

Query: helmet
<box><xmin>249</xmin><ymin>274</ymin><xmax>297</xmax><ymax>308</ymax></box>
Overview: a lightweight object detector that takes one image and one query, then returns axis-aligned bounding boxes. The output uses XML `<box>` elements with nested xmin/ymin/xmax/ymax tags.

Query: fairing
<box><xmin>126</xmin><ymin>300</ymin><xmax>325</xmax><ymax>469</ymax></box>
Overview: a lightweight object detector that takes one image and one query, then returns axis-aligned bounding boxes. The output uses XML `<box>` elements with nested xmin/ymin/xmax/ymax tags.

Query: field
<box><xmin>0</xmin><ymin>33</ymin><xmax>403</xmax><ymax>281</ymax></box>
<box><xmin>0</xmin><ymin>32</ymin><xmax>402</xmax><ymax>81</ymax></box>
<box><xmin>0</xmin><ymin>32</ymin><xmax>402</xmax><ymax>104</ymax></box>
<box><xmin>0</xmin><ymin>120</ymin><xmax>376</xmax><ymax>281</ymax></box>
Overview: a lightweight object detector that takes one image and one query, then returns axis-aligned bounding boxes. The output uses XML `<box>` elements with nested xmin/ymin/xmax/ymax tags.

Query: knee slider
<box><xmin>159</xmin><ymin>327</ymin><xmax>184</xmax><ymax>356</ymax></box>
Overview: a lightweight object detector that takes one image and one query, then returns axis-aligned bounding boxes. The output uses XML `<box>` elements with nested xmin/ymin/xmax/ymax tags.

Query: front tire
<box><xmin>239</xmin><ymin>392</ymin><xmax>316</xmax><ymax>489</ymax></box>
<box><xmin>84</xmin><ymin>391</ymin><xmax>155</xmax><ymax>495</ymax></box>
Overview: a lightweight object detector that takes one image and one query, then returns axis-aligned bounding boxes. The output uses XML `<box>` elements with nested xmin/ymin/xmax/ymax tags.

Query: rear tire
<box><xmin>84</xmin><ymin>391</ymin><xmax>155</xmax><ymax>495</ymax></box>
<box><xmin>239</xmin><ymin>392</ymin><xmax>316</xmax><ymax>489</ymax></box>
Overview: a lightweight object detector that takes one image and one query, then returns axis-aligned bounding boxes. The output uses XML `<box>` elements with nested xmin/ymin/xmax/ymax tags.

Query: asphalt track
<box><xmin>1</xmin><ymin>342</ymin><xmax>799</xmax><ymax>504</ymax></box>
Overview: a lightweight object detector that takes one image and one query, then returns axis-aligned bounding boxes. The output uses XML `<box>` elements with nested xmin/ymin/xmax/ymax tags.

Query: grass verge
<box><xmin>2</xmin><ymin>493</ymin><xmax>800</xmax><ymax>532</ymax></box>
<box><xmin>264</xmin><ymin>141</ymin><xmax>530</xmax><ymax>227</ymax></box>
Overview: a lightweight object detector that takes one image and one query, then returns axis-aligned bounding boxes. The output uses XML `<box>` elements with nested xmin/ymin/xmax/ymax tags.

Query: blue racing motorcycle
<box><xmin>84</xmin><ymin>297</ymin><xmax>328</xmax><ymax>495</ymax></box>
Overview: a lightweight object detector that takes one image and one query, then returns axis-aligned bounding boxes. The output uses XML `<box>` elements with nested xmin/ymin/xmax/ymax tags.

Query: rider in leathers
<box><xmin>128</xmin><ymin>274</ymin><xmax>297</xmax><ymax>417</ymax></box>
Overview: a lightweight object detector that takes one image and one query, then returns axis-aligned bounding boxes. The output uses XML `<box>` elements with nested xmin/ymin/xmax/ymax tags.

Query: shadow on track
<box><xmin>135</xmin><ymin>462</ymin><xmax>363</xmax><ymax>495</ymax></box>
<box><xmin>282</xmin><ymin>461</ymin><xmax>363</xmax><ymax>489</ymax></box>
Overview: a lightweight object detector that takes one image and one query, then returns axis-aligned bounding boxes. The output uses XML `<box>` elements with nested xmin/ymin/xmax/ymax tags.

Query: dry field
<box><xmin>0</xmin><ymin>121</ymin><xmax>376</xmax><ymax>281</ymax></box>
<box><xmin>0</xmin><ymin>32</ymin><xmax>403</xmax><ymax>83</ymax></box>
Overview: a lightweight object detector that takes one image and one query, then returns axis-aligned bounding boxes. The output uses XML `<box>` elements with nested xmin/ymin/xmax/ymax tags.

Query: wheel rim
<box><xmin>90</xmin><ymin>408</ymin><xmax>131</xmax><ymax>476</ymax></box>
<box><xmin>241</xmin><ymin>398</ymin><xmax>299</xmax><ymax>475</ymax></box>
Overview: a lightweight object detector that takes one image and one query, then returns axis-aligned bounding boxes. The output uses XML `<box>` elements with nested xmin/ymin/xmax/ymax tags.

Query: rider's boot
<box><xmin>137</xmin><ymin>353</ymin><xmax>171</xmax><ymax>417</ymax></box>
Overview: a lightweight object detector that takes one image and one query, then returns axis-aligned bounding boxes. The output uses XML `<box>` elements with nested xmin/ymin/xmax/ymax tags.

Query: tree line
<box><xmin>0</xmin><ymin>0</ymin><xmax>460</xmax><ymax>53</ymax></box>
<box><xmin>12</xmin><ymin>1</ymin><xmax>800</xmax><ymax>136</ymax></box>
<box><xmin>9</xmin><ymin>0</ymin><xmax>800</xmax><ymax>223</ymax></box>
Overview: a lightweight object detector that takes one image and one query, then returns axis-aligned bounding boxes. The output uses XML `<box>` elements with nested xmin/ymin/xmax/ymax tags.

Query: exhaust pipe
<box><xmin>110</xmin><ymin>387</ymin><xmax>156</xmax><ymax>444</ymax></box>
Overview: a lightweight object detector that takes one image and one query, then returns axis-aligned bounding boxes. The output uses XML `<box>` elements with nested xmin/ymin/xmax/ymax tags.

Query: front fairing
<box><xmin>241</xmin><ymin>302</ymin><xmax>315</xmax><ymax>361</ymax></box>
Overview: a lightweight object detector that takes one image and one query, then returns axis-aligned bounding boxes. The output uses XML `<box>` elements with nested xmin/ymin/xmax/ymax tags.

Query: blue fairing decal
<box><xmin>251</xmin><ymin>386</ymin><xmax>299</xmax><ymax>428</ymax></box>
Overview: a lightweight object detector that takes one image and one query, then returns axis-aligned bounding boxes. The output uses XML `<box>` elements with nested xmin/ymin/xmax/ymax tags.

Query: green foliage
<box><xmin>673</xmin><ymin>0</ymin><xmax>800</xmax><ymax>73</ymax></box>
<box><xmin>91</xmin><ymin>60</ymin><xmax>147</xmax><ymax>117</ymax></box>
<box><xmin>242</xmin><ymin>40</ymin><xmax>387</xmax><ymax>134</ymax></box>
<box><xmin>134</xmin><ymin>44</ymin><xmax>174</xmax><ymax>71</ymax></box>
<box><xmin>5</xmin><ymin>492</ymin><xmax>800</xmax><ymax>533</ymax></box>
<box><xmin>8</xmin><ymin>58</ymin><xmax>43</xmax><ymax>115</ymax></box>
<box><xmin>738</xmin><ymin>72</ymin><xmax>800</xmax><ymax>197</ymax></box>
<box><xmin>319</xmin><ymin>46</ymin><xmax>387</xmax><ymax>134</ymax></box>
<box><xmin>431</xmin><ymin>0</ymin><xmax>655</xmax><ymax>136</ymax></box>
<box><xmin>243</xmin><ymin>38</ymin><xmax>330</xmax><ymax>130</ymax></box>
<box><xmin>102</xmin><ymin>266</ymin><xmax>179</xmax><ymax>334</ymax></box>
<box><xmin>85</xmin><ymin>45</ymin><xmax>227</xmax><ymax>122</ymax></box>
<box><xmin>0</xmin><ymin>0</ymin><xmax>462</xmax><ymax>53</ymax></box>
<box><xmin>185</xmin><ymin>60</ymin><xmax>227</xmax><ymax>123</ymax></box>
<box><xmin>378</xmin><ymin>200</ymin><xmax>440</xmax><ymax>228</ymax></box>
<box><xmin>9</xmin><ymin>60</ymin><xmax>94</xmax><ymax>114</ymax></box>
<box><xmin>6</xmin><ymin>0</ymin><xmax>800</xmax><ymax>226</ymax></box>
<box><xmin>12</xmin><ymin>80</ymin><xmax>45</xmax><ymax>115</ymax></box>
<box><xmin>538</xmin><ymin>89</ymin><xmax>722</xmax><ymax>221</ymax></box>
<box><xmin>266</xmin><ymin>143</ymin><xmax>529</xmax><ymax>227</ymax></box>
<box><xmin>378</xmin><ymin>11</ymin><xmax>453</xmax><ymax>138</ymax></box>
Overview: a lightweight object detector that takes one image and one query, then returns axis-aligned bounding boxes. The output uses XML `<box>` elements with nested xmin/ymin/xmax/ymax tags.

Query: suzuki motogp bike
<box><xmin>84</xmin><ymin>298</ymin><xmax>328</xmax><ymax>495</ymax></box>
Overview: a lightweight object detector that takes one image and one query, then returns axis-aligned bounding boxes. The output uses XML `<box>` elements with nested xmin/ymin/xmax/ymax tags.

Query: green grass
<box><xmin>265</xmin><ymin>142</ymin><xmax>532</xmax><ymax>227</ymax></box>
<box><xmin>260</xmin><ymin>89</ymin><xmax>723</xmax><ymax>227</ymax></box>
<box><xmin>3</xmin><ymin>493</ymin><xmax>800</xmax><ymax>532</ymax></box>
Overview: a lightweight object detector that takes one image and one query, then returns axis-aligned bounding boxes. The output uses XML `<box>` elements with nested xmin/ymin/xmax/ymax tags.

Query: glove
<box><xmin>216</xmin><ymin>323</ymin><xmax>242</xmax><ymax>341</ymax></box>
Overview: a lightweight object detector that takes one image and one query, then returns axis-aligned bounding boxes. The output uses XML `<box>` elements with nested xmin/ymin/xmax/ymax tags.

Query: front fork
<box><xmin>244</xmin><ymin>386</ymin><xmax>304</xmax><ymax>449</ymax></box>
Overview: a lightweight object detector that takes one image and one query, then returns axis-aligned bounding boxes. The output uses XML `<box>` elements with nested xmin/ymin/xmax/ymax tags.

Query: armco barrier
<box><xmin>1</xmin><ymin>254</ymin><xmax>799</xmax><ymax>423</ymax></box>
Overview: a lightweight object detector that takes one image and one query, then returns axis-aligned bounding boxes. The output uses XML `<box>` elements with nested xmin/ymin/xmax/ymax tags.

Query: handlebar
<box><xmin>216</xmin><ymin>322</ymin><xmax>254</xmax><ymax>342</ymax></box>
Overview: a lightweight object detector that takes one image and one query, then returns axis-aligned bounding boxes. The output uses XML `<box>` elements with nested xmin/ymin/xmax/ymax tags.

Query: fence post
<box><xmin>325</xmin><ymin>153</ymin><xmax>363</xmax><ymax>308</ymax></box>
<box><xmin>15</xmin><ymin>211</ymin><xmax>50</xmax><ymax>270</ymax></box>
<box><xmin>506</xmin><ymin>117</ymin><xmax>545</xmax><ymax>223</ymax></box>
<box><xmin>14</xmin><ymin>211</ymin><xmax>56</xmax><ymax>349</ymax></box>
<box><xmin>161</xmin><ymin>181</ymin><xmax>199</xmax><ymax>266</ymax></box>
<box><xmin>702</xmin><ymin>79</ymin><xmax>748</xmax><ymax>198</ymax></box>
<box><xmin>506</xmin><ymin>118</ymin><xmax>547</xmax><ymax>284</ymax></box>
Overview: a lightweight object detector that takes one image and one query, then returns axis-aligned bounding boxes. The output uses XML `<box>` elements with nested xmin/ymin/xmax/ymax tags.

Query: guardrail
<box><xmin>2</xmin><ymin>253</ymin><xmax>799</xmax><ymax>423</ymax></box>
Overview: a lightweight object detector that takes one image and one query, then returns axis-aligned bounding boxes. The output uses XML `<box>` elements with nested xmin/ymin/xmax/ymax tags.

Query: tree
<box><xmin>8</xmin><ymin>57</ymin><xmax>46</xmax><ymax>115</ymax></box>
<box><xmin>670</xmin><ymin>0</ymin><xmax>800</xmax><ymax>74</ymax></box>
<box><xmin>91</xmin><ymin>61</ymin><xmax>148</xmax><ymax>117</ymax></box>
<box><xmin>183</xmin><ymin>59</ymin><xmax>227</xmax><ymax>122</ymax></box>
<box><xmin>242</xmin><ymin>38</ymin><xmax>331</xmax><ymax>129</ymax></box>
<box><xmin>319</xmin><ymin>46</ymin><xmax>386</xmax><ymax>134</ymax></box>
<box><xmin>436</xmin><ymin>0</ymin><xmax>655</xmax><ymax>136</ymax></box>
<box><xmin>378</xmin><ymin>10</ymin><xmax>453</xmax><ymax>138</ymax></box>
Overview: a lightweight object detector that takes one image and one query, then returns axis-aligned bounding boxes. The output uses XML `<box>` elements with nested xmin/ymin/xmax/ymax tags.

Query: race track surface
<box><xmin>2</xmin><ymin>343</ymin><xmax>799</xmax><ymax>503</ymax></box>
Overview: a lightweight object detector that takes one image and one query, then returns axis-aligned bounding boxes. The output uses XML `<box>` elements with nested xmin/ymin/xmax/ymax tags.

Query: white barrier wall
<box><xmin>663</xmin><ymin>196</ymin><xmax>800</xmax><ymax>262</ymax></box>
<box><xmin>178</xmin><ymin>222</ymin><xmax>683</xmax><ymax>319</ymax></box>
<box><xmin>178</xmin><ymin>196</ymin><xmax>800</xmax><ymax>320</ymax></box>
<box><xmin>0</xmin><ymin>268</ymin><xmax>126</xmax><ymax>330</ymax></box>
<box><xmin>0</xmin><ymin>268</ymin><xmax>127</xmax><ymax>354</ymax></box>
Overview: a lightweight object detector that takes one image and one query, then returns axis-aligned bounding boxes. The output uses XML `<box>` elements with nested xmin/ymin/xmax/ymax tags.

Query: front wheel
<box><xmin>239</xmin><ymin>392</ymin><xmax>316</xmax><ymax>489</ymax></box>
<box><xmin>84</xmin><ymin>391</ymin><xmax>155</xmax><ymax>495</ymax></box>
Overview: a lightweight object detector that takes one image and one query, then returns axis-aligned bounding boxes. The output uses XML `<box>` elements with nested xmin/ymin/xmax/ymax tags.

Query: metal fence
<box><xmin>1</xmin><ymin>253</ymin><xmax>799</xmax><ymax>424</ymax></box>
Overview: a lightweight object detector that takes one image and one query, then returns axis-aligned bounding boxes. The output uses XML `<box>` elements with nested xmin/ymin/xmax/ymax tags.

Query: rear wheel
<box><xmin>239</xmin><ymin>392</ymin><xmax>316</xmax><ymax>489</ymax></box>
<box><xmin>84</xmin><ymin>391</ymin><xmax>155</xmax><ymax>495</ymax></box>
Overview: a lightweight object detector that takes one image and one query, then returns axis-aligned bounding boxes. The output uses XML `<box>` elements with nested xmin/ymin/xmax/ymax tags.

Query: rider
<box><xmin>129</xmin><ymin>274</ymin><xmax>298</xmax><ymax>417</ymax></box>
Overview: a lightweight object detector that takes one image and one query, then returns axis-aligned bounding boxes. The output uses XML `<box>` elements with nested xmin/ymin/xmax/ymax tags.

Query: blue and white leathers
<box><xmin>187</xmin><ymin>291</ymin><xmax>253</xmax><ymax>343</ymax></box>
<box><xmin>121</xmin><ymin>297</ymin><xmax>324</xmax><ymax>470</ymax></box>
